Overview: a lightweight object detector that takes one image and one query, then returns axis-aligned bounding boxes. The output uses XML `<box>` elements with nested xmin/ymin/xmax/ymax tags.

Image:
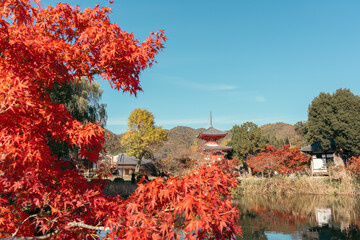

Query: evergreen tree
<box><xmin>306</xmin><ymin>88</ymin><xmax>360</xmax><ymax>156</ymax></box>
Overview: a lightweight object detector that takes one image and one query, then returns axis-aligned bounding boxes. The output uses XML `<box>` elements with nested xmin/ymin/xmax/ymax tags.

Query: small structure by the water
<box><xmin>301</xmin><ymin>141</ymin><xmax>345</xmax><ymax>175</ymax></box>
<box><xmin>197</xmin><ymin>114</ymin><xmax>232</xmax><ymax>163</ymax></box>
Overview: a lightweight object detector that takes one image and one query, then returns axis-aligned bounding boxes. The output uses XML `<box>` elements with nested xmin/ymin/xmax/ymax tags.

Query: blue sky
<box><xmin>43</xmin><ymin>0</ymin><xmax>360</xmax><ymax>134</ymax></box>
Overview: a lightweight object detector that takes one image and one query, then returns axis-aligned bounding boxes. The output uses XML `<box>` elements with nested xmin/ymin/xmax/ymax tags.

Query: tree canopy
<box><xmin>121</xmin><ymin>108</ymin><xmax>168</xmax><ymax>173</ymax></box>
<box><xmin>227</xmin><ymin>122</ymin><xmax>265</xmax><ymax>166</ymax></box>
<box><xmin>0</xmin><ymin>1</ymin><xmax>242</xmax><ymax>239</ymax></box>
<box><xmin>306</xmin><ymin>88</ymin><xmax>360</xmax><ymax>156</ymax></box>
<box><xmin>248</xmin><ymin>145</ymin><xmax>311</xmax><ymax>177</ymax></box>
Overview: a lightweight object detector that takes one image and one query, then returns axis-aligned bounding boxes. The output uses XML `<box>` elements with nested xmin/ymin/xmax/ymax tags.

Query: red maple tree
<box><xmin>213</xmin><ymin>158</ymin><xmax>240</xmax><ymax>178</ymax></box>
<box><xmin>248</xmin><ymin>145</ymin><xmax>310</xmax><ymax>177</ymax></box>
<box><xmin>0</xmin><ymin>1</ymin><xmax>240</xmax><ymax>239</ymax></box>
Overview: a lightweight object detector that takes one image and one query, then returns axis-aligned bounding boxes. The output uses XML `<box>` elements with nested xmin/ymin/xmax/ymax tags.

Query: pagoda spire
<box><xmin>210</xmin><ymin>111</ymin><xmax>213</xmax><ymax>128</ymax></box>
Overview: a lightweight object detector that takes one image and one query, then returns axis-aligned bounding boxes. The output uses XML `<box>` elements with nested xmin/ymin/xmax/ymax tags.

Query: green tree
<box><xmin>227</xmin><ymin>122</ymin><xmax>265</xmax><ymax>173</ymax></box>
<box><xmin>121</xmin><ymin>108</ymin><xmax>168</xmax><ymax>173</ymax></box>
<box><xmin>306</xmin><ymin>88</ymin><xmax>360</xmax><ymax>156</ymax></box>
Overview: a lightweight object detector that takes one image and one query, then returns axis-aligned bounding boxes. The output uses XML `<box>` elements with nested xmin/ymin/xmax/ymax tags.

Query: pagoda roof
<box><xmin>202</xmin><ymin>145</ymin><xmax>232</xmax><ymax>151</ymax></box>
<box><xmin>197</xmin><ymin>127</ymin><xmax>228</xmax><ymax>139</ymax></box>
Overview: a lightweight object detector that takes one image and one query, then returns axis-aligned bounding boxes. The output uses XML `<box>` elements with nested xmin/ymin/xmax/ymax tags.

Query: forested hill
<box><xmin>261</xmin><ymin>122</ymin><xmax>295</xmax><ymax>137</ymax></box>
<box><xmin>260</xmin><ymin>122</ymin><xmax>303</xmax><ymax>148</ymax></box>
<box><xmin>104</xmin><ymin>122</ymin><xmax>303</xmax><ymax>157</ymax></box>
<box><xmin>154</xmin><ymin>126</ymin><xmax>205</xmax><ymax>159</ymax></box>
<box><xmin>104</xmin><ymin>129</ymin><xmax>125</xmax><ymax>155</ymax></box>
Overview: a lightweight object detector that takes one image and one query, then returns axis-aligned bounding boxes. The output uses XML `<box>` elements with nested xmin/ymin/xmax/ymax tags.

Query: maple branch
<box><xmin>9</xmin><ymin>207</ymin><xmax>37</xmax><ymax>238</ymax></box>
<box><xmin>2</xmin><ymin>221</ymin><xmax>110</xmax><ymax>240</ymax></box>
<box><xmin>6</xmin><ymin>214</ymin><xmax>52</xmax><ymax>240</ymax></box>
<box><xmin>2</xmin><ymin>230</ymin><xmax>59</xmax><ymax>240</ymax></box>
<box><xmin>10</xmin><ymin>209</ymin><xmax>22</xmax><ymax>238</ymax></box>
<box><xmin>67</xmin><ymin>221</ymin><xmax>110</xmax><ymax>231</ymax></box>
<box><xmin>0</xmin><ymin>84</ymin><xmax>15</xmax><ymax>114</ymax></box>
<box><xmin>0</xmin><ymin>94</ymin><xmax>15</xmax><ymax>114</ymax></box>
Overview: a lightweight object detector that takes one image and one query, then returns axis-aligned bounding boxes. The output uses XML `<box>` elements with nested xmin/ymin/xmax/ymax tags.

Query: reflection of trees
<box><xmin>303</xmin><ymin>225</ymin><xmax>360</xmax><ymax>240</ymax></box>
<box><xmin>233</xmin><ymin>195</ymin><xmax>360</xmax><ymax>238</ymax></box>
<box><xmin>235</xmin><ymin>210</ymin><xmax>268</xmax><ymax>240</ymax></box>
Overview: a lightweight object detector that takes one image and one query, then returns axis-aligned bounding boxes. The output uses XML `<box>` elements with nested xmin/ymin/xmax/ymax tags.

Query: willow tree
<box><xmin>121</xmin><ymin>108</ymin><xmax>168</xmax><ymax>173</ymax></box>
<box><xmin>48</xmin><ymin>77</ymin><xmax>107</xmax><ymax>159</ymax></box>
<box><xmin>49</xmin><ymin>77</ymin><xmax>107</xmax><ymax>126</ymax></box>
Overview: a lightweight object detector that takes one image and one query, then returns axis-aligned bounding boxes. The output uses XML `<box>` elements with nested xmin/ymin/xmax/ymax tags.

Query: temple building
<box><xmin>197</xmin><ymin>115</ymin><xmax>232</xmax><ymax>163</ymax></box>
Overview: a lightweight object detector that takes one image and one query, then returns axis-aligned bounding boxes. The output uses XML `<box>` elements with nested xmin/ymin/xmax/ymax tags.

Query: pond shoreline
<box><xmin>233</xmin><ymin>175</ymin><xmax>360</xmax><ymax>198</ymax></box>
<box><xmin>233</xmin><ymin>194</ymin><xmax>360</xmax><ymax>240</ymax></box>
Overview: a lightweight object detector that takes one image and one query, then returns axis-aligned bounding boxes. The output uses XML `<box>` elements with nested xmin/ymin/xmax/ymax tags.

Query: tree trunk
<box><xmin>135</xmin><ymin>160</ymin><xmax>141</xmax><ymax>173</ymax></box>
<box><xmin>247</xmin><ymin>166</ymin><xmax>252</xmax><ymax>177</ymax></box>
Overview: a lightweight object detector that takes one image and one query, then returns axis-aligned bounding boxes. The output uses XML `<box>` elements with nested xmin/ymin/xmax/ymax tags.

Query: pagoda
<box><xmin>197</xmin><ymin>114</ymin><xmax>232</xmax><ymax>162</ymax></box>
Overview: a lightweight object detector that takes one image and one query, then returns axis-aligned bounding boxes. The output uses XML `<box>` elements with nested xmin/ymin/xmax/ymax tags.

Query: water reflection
<box><xmin>233</xmin><ymin>195</ymin><xmax>360</xmax><ymax>240</ymax></box>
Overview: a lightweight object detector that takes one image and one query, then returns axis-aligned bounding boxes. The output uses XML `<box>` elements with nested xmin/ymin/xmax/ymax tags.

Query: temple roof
<box><xmin>197</xmin><ymin>127</ymin><xmax>228</xmax><ymax>139</ymax></box>
<box><xmin>114</xmin><ymin>153</ymin><xmax>152</xmax><ymax>165</ymax></box>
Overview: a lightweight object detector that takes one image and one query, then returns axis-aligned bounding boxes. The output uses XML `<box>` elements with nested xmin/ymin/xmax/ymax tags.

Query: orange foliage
<box><xmin>117</xmin><ymin>165</ymin><xmax>241</xmax><ymax>239</ymax></box>
<box><xmin>248</xmin><ymin>145</ymin><xmax>311</xmax><ymax>175</ymax></box>
<box><xmin>0</xmin><ymin>1</ymin><xmax>240</xmax><ymax>239</ymax></box>
<box><xmin>214</xmin><ymin>158</ymin><xmax>240</xmax><ymax>178</ymax></box>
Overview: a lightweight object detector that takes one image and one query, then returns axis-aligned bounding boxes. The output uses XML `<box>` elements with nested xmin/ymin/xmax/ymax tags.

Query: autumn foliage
<box><xmin>349</xmin><ymin>156</ymin><xmax>360</xmax><ymax>178</ymax></box>
<box><xmin>213</xmin><ymin>158</ymin><xmax>240</xmax><ymax>178</ymax></box>
<box><xmin>0</xmin><ymin>1</ymin><xmax>240</xmax><ymax>239</ymax></box>
<box><xmin>248</xmin><ymin>145</ymin><xmax>311</xmax><ymax>176</ymax></box>
<box><xmin>118</xmin><ymin>165</ymin><xmax>241</xmax><ymax>239</ymax></box>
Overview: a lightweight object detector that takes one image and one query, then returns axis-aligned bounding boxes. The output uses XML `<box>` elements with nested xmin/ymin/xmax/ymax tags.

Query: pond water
<box><xmin>233</xmin><ymin>194</ymin><xmax>360</xmax><ymax>240</ymax></box>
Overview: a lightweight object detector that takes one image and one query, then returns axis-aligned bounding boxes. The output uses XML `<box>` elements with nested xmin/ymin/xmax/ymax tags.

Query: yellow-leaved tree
<box><xmin>121</xmin><ymin>108</ymin><xmax>168</xmax><ymax>173</ymax></box>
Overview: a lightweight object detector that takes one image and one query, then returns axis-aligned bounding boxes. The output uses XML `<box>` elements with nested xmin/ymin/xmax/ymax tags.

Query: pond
<box><xmin>233</xmin><ymin>194</ymin><xmax>360</xmax><ymax>240</ymax></box>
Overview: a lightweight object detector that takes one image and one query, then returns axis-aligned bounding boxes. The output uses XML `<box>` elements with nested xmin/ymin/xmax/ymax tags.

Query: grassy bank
<box><xmin>233</xmin><ymin>174</ymin><xmax>360</xmax><ymax>198</ymax></box>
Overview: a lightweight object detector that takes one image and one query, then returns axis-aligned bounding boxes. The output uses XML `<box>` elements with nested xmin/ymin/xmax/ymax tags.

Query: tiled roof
<box><xmin>113</xmin><ymin>153</ymin><xmax>152</xmax><ymax>165</ymax></box>
<box><xmin>197</xmin><ymin>127</ymin><xmax>227</xmax><ymax>138</ymax></box>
